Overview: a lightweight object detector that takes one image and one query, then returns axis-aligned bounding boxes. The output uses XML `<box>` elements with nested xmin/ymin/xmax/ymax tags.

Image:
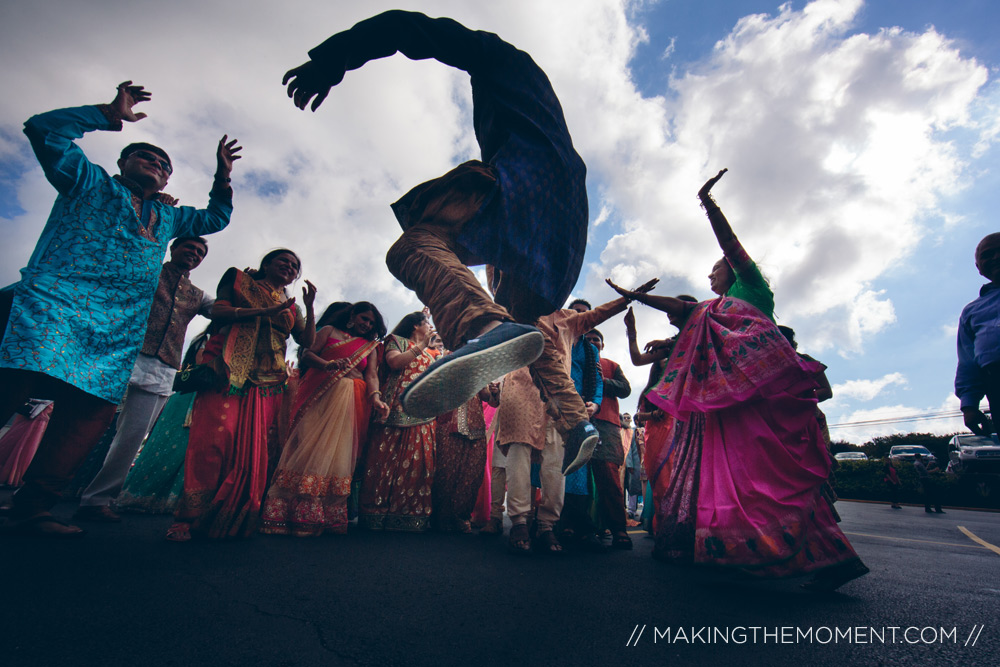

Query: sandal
<box><xmin>6</xmin><ymin>513</ymin><xmax>86</xmax><ymax>538</ymax></box>
<box><xmin>507</xmin><ymin>523</ymin><xmax>531</xmax><ymax>554</ymax></box>
<box><xmin>165</xmin><ymin>522</ymin><xmax>193</xmax><ymax>542</ymax></box>
<box><xmin>533</xmin><ymin>530</ymin><xmax>564</xmax><ymax>554</ymax></box>
<box><xmin>612</xmin><ymin>532</ymin><xmax>634</xmax><ymax>550</ymax></box>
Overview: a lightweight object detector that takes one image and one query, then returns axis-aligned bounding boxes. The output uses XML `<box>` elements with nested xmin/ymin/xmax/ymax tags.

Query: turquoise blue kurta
<box><xmin>0</xmin><ymin>105</ymin><xmax>233</xmax><ymax>402</ymax></box>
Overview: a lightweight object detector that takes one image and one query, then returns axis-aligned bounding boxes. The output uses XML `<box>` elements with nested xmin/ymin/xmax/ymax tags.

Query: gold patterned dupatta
<box><xmin>289</xmin><ymin>336</ymin><xmax>379</xmax><ymax>433</ymax></box>
<box><xmin>215</xmin><ymin>268</ymin><xmax>299</xmax><ymax>394</ymax></box>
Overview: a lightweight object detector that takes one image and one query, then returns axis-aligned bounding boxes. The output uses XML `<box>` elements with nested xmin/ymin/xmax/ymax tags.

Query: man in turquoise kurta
<box><xmin>0</xmin><ymin>82</ymin><xmax>241</xmax><ymax>536</ymax></box>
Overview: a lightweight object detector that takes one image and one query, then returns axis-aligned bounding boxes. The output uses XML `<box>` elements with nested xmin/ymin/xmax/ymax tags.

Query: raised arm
<box><xmin>607</xmin><ymin>279</ymin><xmax>692</xmax><ymax>320</ymax></box>
<box><xmin>170</xmin><ymin>135</ymin><xmax>241</xmax><ymax>238</ymax></box>
<box><xmin>567</xmin><ymin>278</ymin><xmax>659</xmax><ymax>336</ymax></box>
<box><xmin>623</xmin><ymin>307</ymin><xmax>671</xmax><ymax>366</ymax></box>
<box><xmin>293</xmin><ymin>280</ymin><xmax>318</xmax><ymax>350</ymax></box>
<box><xmin>23</xmin><ymin>82</ymin><xmax>150</xmax><ymax>196</ymax></box>
<box><xmin>699</xmin><ymin>168</ymin><xmax>765</xmax><ymax>283</ymax></box>
<box><xmin>699</xmin><ymin>169</ymin><xmax>739</xmax><ymax>254</ymax></box>
<box><xmin>284</xmin><ymin>10</ymin><xmax>490</xmax><ymax>112</ymax></box>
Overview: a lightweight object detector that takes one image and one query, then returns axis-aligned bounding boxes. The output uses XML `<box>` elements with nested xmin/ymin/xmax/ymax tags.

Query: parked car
<box><xmin>888</xmin><ymin>445</ymin><xmax>936</xmax><ymax>463</ymax></box>
<box><xmin>947</xmin><ymin>434</ymin><xmax>1000</xmax><ymax>474</ymax></box>
<box><xmin>834</xmin><ymin>452</ymin><xmax>868</xmax><ymax>461</ymax></box>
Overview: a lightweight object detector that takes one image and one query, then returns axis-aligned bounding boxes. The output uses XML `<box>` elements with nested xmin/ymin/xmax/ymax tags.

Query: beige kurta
<box><xmin>495</xmin><ymin>299</ymin><xmax>628</xmax><ymax>451</ymax></box>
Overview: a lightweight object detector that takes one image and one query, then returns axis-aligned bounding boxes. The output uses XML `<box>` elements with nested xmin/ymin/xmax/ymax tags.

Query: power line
<box><xmin>828</xmin><ymin>410</ymin><xmax>966</xmax><ymax>429</ymax></box>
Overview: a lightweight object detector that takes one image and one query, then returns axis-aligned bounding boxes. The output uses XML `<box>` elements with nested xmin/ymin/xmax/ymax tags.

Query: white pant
<box><xmin>79</xmin><ymin>385</ymin><xmax>168</xmax><ymax>507</ymax></box>
<box><xmin>505</xmin><ymin>422</ymin><xmax>565</xmax><ymax>532</ymax></box>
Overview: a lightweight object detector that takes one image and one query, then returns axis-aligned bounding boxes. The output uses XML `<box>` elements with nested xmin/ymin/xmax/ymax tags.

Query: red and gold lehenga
<box><xmin>174</xmin><ymin>268</ymin><xmax>303</xmax><ymax>539</ymax></box>
<box><xmin>259</xmin><ymin>335</ymin><xmax>378</xmax><ymax>536</ymax></box>
<box><xmin>358</xmin><ymin>334</ymin><xmax>436</xmax><ymax>532</ymax></box>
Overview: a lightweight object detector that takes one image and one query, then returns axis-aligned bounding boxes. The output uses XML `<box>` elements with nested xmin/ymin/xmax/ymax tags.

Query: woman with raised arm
<box><xmin>701</xmin><ymin>168</ymin><xmax>774</xmax><ymax>320</ymax></box>
<box><xmin>604</xmin><ymin>171</ymin><xmax>868</xmax><ymax>592</ymax></box>
<box><xmin>623</xmin><ymin>298</ymin><xmax>696</xmax><ymax>535</ymax></box>
<box><xmin>260</xmin><ymin>301</ymin><xmax>389</xmax><ymax>536</ymax></box>
<box><xmin>167</xmin><ymin>249</ymin><xmax>316</xmax><ymax>541</ymax></box>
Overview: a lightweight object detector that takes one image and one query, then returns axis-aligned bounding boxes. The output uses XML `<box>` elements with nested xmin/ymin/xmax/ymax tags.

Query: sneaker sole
<box><xmin>402</xmin><ymin>330</ymin><xmax>545</xmax><ymax>418</ymax></box>
<box><xmin>562</xmin><ymin>432</ymin><xmax>599</xmax><ymax>476</ymax></box>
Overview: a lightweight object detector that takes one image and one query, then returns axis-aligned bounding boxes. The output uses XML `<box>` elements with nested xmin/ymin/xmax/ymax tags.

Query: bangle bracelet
<box><xmin>235</xmin><ymin>308</ymin><xmax>241</xmax><ymax>318</ymax></box>
<box><xmin>369</xmin><ymin>390</ymin><xmax>382</xmax><ymax>397</ymax></box>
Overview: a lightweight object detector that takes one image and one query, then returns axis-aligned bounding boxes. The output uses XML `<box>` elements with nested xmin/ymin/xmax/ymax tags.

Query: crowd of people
<box><xmin>11</xmin><ymin>9</ymin><xmax>994</xmax><ymax>597</ymax></box>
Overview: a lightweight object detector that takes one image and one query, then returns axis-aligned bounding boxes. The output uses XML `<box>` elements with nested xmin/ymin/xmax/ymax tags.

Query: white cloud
<box><xmin>662</xmin><ymin>37</ymin><xmax>677</xmax><ymax>60</ymax></box>
<box><xmin>591</xmin><ymin>0</ymin><xmax>988</xmax><ymax>356</ymax></box>
<box><xmin>593</xmin><ymin>203</ymin><xmax>613</xmax><ymax>227</ymax></box>
<box><xmin>833</xmin><ymin>372</ymin><xmax>907</xmax><ymax>401</ymax></box>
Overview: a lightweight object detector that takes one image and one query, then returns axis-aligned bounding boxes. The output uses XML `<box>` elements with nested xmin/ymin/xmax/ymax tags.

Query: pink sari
<box><xmin>471</xmin><ymin>403</ymin><xmax>498</xmax><ymax>526</ymax></box>
<box><xmin>0</xmin><ymin>402</ymin><xmax>53</xmax><ymax>486</ymax></box>
<box><xmin>648</xmin><ymin>297</ymin><xmax>860</xmax><ymax>576</ymax></box>
<box><xmin>260</xmin><ymin>335</ymin><xmax>377</xmax><ymax>536</ymax></box>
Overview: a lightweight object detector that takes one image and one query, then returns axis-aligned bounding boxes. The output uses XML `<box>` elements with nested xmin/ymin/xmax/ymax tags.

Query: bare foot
<box><xmin>14</xmin><ymin>513</ymin><xmax>85</xmax><ymax>537</ymax></box>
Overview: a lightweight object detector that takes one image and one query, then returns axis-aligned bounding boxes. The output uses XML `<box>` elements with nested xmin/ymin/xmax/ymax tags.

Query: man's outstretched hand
<box><xmin>111</xmin><ymin>81</ymin><xmax>151</xmax><ymax>123</ymax></box>
<box><xmin>216</xmin><ymin>135</ymin><xmax>243</xmax><ymax>178</ymax></box>
<box><xmin>283</xmin><ymin>61</ymin><xmax>344</xmax><ymax>111</ymax></box>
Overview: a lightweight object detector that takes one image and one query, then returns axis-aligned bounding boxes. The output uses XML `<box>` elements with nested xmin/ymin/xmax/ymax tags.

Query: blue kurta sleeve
<box><xmin>166</xmin><ymin>189</ymin><xmax>233</xmax><ymax>239</ymax></box>
<box><xmin>23</xmin><ymin>105</ymin><xmax>120</xmax><ymax>197</ymax></box>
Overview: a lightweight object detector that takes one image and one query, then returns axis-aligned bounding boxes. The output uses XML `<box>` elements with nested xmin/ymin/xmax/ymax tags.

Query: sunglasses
<box><xmin>131</xmin><ymin>150</ymin><xmax>172</xmax><ymax>174</ymax></box>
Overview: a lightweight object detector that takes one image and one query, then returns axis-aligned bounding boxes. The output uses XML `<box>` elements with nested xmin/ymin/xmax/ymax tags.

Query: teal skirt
<box><xmin>114</xmin><ymin>392</ymin><xmax>195</xmax><ymax>514</ymax></box>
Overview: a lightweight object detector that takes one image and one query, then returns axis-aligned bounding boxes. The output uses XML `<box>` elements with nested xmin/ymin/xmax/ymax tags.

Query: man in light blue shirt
<box><xmin>956</xmin><ymin>233</ymin><xmax>1000</xmax><ymax>435</ymax></box>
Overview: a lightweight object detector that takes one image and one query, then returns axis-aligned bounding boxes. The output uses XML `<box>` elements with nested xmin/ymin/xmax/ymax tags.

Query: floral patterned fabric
<box><xmin>649</xmin><ymin>297</ymin><xmax>861</xmax><ymax>576</ymax></box>
<box><xmin>358</xmin><ymin>335</ymin><xmax>436</xmax><ymax>531</ymax></box>
<box><xmin>115</xmin><ymin>392</ymin><xmax>195</xmax><ymax>514</ymax></box>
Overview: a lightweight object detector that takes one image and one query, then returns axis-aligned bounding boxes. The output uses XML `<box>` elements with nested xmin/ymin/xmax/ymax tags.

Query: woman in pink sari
<box><xmin>168</xmin><ymin>249</ymin><xmax>316</xmax><ymax>541</ymax></box>
<box><xmin>260</xmin><ymin>302</ymin><xmax>389</xmax><ymax>536</ymax></box>
<box><xmin>604</xmin><ymin>170</ymin><xmax>868</xmax><ymax>592</ymax></box>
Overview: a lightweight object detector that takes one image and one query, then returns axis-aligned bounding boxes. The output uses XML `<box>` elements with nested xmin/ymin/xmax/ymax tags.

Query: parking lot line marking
<box><xmin>843</xmin><ymin>531</ymin><xmax>989</xmax><ymax>550</ymax></box>
<box><xmin>958</xmin><ymin>526</ymin><xmax>1000</xmax><ymax>557</ymax></box>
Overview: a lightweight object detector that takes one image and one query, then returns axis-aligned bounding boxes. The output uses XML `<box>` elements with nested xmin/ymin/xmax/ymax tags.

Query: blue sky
<box><xmin>1</xmin><ymin>0</ymin><xmax>998</xmax><ymax>442</ymax></box>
